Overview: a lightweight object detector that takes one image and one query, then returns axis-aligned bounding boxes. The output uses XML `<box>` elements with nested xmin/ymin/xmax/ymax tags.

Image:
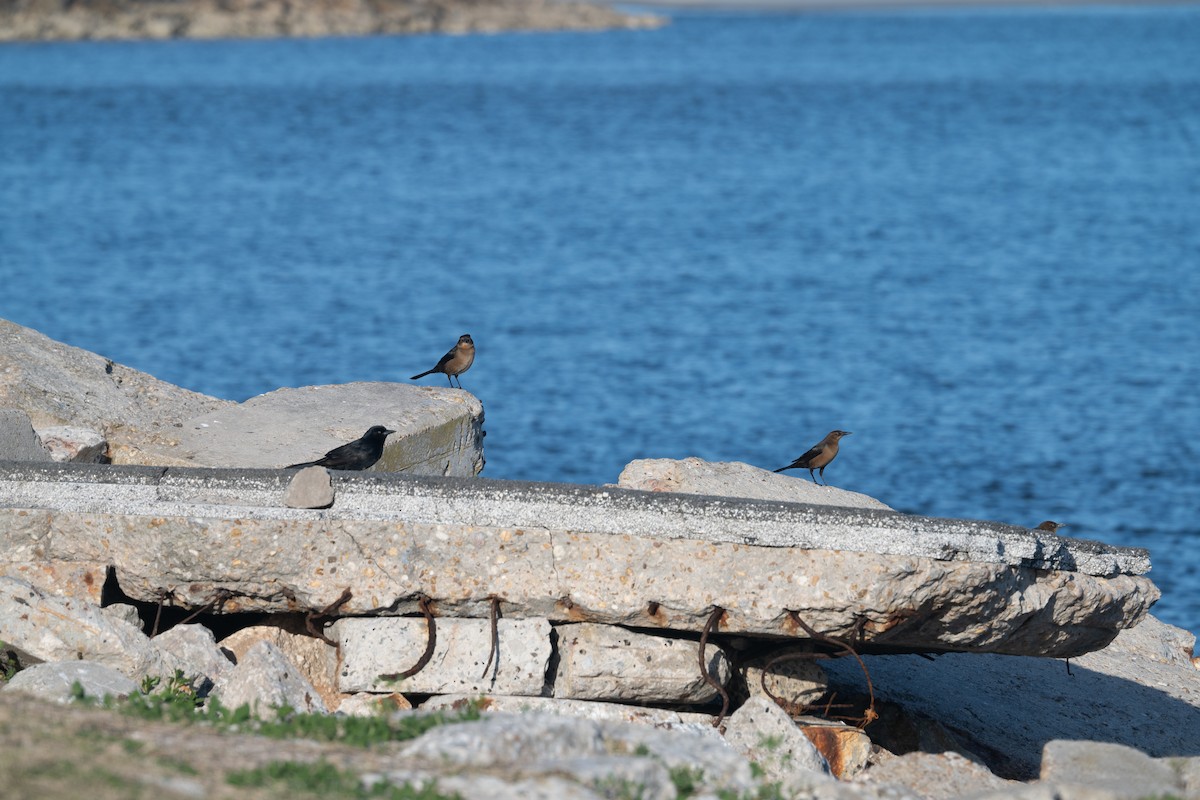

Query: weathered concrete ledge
<box><xmin>0</xmin><ymin>461</ymin><xmax>1157</xmax><ymax>658</ymax></box>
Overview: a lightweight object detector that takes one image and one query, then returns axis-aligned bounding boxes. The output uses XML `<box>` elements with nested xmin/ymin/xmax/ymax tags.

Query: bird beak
<box><xmin>384</xmin><ymin>429</ymin><xmax>396</xmax><ymax>436</ymax></box>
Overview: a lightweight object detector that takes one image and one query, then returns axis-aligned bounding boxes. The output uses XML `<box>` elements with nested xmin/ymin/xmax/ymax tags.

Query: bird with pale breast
<box><xmin>774</xmin><ymin>430</ymin><xmax>852</xmax><ymax>485</ymax></box>
<box><xmin>286</xmin><ymin>425</ymin><xmax>395</xmax><ymax>471</ymax></box>
<box><xmin>411</xmin><ymin>333</ymin><xmax>474</xmax><ymax>389</ymax></box>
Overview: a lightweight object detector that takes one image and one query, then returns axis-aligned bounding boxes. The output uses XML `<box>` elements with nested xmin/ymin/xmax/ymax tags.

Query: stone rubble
<box><xmin>3</xmin><ymin>321</ymin><xmax>1198</xmax><ymax>799</ymax></box>
<box><xmin>34</xmin><ymin>425</ymin><xmax>109</xmax><ymax>463</ymax></box>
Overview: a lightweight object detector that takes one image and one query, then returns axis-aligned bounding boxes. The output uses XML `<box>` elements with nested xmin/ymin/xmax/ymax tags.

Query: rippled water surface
<box><xmin>1</xmin><ymin>7</ymin><xmax>1199</xmax><ymax>635</ymax></box>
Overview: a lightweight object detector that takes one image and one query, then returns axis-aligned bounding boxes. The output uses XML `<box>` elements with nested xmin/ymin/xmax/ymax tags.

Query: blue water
<box><xmin>1</xmin><ymin>7</ymin><xmax>1199</xmax><ymax>637</ymax></box>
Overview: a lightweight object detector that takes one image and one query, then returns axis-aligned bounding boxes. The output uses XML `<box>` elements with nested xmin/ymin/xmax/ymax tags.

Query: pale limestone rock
<box><xmin>176</xmin><ymin>383</ymin><xmax>484</xmax><ymax>476</ymax></box>
<box><xmin>617</xmin><ymin>457</ymin><xmax>892</xmax><ymax>510</ymax></box>
<box><xmin>723</xmin><ymin>696</ymin><xmax>832</xmax><ymax>788</ymax></box>
<box><xmin>35</xmin><ymin>426</ymin><xmax>108</xmax><ymax>463</ymax></box>
<box><xmin>742</xmin><ymin>651</ymin><xmax>828</xmax><ymax>710</ymax></box>
<box><xmin>1040</xmin><ymin>740</ymin><xmax>1183</xmax><ymax>799</ymax></box>
<box><xmin>421</xmin><ymin>694</ymin><xmax>718</xmax><ymax>735</ymax></box>
<box><xmin>0</xmin><ymin>576</ymin><xmax>167</xmax><ymax>678</ymax></box>
<box><xmin>396</xmin><ymin>712</ymin><xmax>755</xmax><ymax>797</ymax></box>
<box><xmin>333</xmin><ymin>617</ymin><xmax>551</xmax><ymax>695</ymax></box>
<box><xmin>210</xmin><ymin>640</ymin><xmax>327</xmax><ymax>718</ymax></box>
<box><xmin>553</xmin><ymin>622</ymin><xmax>730</xmax><ymax>703</ymax></box>
<box><xmin>151</xmin><ymin>624</ymin><xmax>233</xmax><ymax>685</ymax></box>
<box><xmin>856</xmin><ymin>751</ymin><xmax>1014</xmax><ymax>798</ymax></box>
<box><xmin>0</xmin><ymin>318</ymin><xmax>230</xmax><ymax>465</ymax></box>
<box><xmin>421</xmin><ymin>775</ymin><xmax>604</xmax><ymax>800</ymax></box>
<box><xmin>100</xmin><ymin>603</ymin><xmax>143</xmax><ymax>628</ymax></box>
<box><xmin>219</xmin><ymin>623</ymin><xmax>340</xmax><ymax>712</ymax></box>
<box><xmin>3</xmin><ymin>660</ymin><xmax>137</xmax><ymax>703</ymax></box>
<box><xmin>284</xmin><ymin>466</ymin><xmax>334</xmax><ymax>509</ymax></box>
<box><xmin>1096</xmin><ymin>614</ymin><xmax>1196</xmax><ymax>668</ymax></box>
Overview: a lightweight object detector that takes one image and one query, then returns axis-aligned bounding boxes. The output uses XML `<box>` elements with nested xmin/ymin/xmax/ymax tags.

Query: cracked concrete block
<box><xmin>220</xmin><ymin>622</ymin><xmax>340</xmax><ymax>712</ymax></box>
<box><xmin>333</xmin><ymin>617</ymin><xmax>551</xmax><ymax>695</ymax></box>
<box><xmin>553</xmin><ymin>622</ymin><xmax>730</xmax><ymax>703</ymax></box>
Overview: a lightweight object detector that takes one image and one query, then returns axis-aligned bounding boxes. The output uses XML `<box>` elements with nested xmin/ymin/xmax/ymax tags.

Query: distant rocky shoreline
<box><xmin>0</xmin><ymin>0</ymin><xmax>664</xmax><ymax>42</ymax></box>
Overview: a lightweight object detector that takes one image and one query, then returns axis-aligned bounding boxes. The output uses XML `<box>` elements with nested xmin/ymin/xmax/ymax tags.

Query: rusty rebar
<box><xmin>306</xmin><ymin>587</ymin><xmax>353</xmax><ymax>645</ymax></box>
<box><xmin>380</xmin><ymin>596</ymin><xmax>437</xmax><ymax>682</ymax></box>
<box><xmin>481</xmin><ymin>596</ymin><xmax>502</xmax><ymax>681</ymax></box>
<box><xmin>699</xmin><ymin>606</ymin><xmax>730</xmax><ymax>728</ymax></box>
<box><xmin>785</xmin><ymin>610</ymin><xmax>877</xmax><ymax>728</ymax></box>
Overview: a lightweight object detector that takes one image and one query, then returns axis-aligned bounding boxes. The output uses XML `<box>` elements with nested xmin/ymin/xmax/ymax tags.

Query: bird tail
<box><xmin>773</xmin><ymin>466</ymin><xmax>791</xmax><ymax>473</ymax></box>
<box><xmin>286</xmin><ymin>461</ymin><xmax>318</xmax><ymax>470</ymax></box>
<box><xmin>411</xmin><ymin>369</ymin><xmax>435</xmax><ymax>379</ymax></box>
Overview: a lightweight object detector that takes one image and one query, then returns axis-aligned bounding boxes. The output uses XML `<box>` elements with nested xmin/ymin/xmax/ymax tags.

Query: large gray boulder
<box><xmin>175</xmin><ymin>382</ymin><xmax>485</xmax><ymax>476</ymax></box>
<box><xmin>0</xmin><ymin>576</ymin><xmax>168</xmax><ymax>678</ymax></box>
<box><xmin>821</xmin><ymin>614</ymin><xmax>1200</xmax><ymax>779</ymax></box>
<box><xmin>0</xmin><ymin>319</ymin><xmax>485</xmax><ymax>476</ymax></box>
<box><xmin>3</xmin><ymin>660</ymin><xmax>138</xmax><ymax>703</ymax></box>
<box><xmin>0</xmin><ymin>318</ymin><xmax>230</xmax><ymax>465</ymax></box>
<box><xmin>210</xmin><ymin>640</ymin><xmax>327</xmax><ymax>718</ymax></box>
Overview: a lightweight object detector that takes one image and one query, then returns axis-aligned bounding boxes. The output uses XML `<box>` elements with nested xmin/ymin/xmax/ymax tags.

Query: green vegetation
<box><xmin>1</xmin><ymin>642</ymin><xmax>21</xmax><ymax>681</ymax></box>
<box><xmin>72</xmin><ymin>671</ymin><xmax>483</xmax><ymax>748</ymax></box>
<box><xmin>227</xmin><ymin>761</ymin><xmax>461</xmax><ymax>800</ymax></box>
<box><xmin>668</xmin><ymin>765</ymin><xmax>704</xmax><ymax>798</ymax></box>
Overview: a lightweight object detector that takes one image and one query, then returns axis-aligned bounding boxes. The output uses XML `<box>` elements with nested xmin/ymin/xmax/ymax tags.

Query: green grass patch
<box><xmin>668</xmin><ymin>765</ymin><xmax>704</xmax><ymax>799</ymax></box>
<box><xmin>75</xmin><ymin>670</ymin><xmax>483</xmax><ymax>747</ymax></box>
<box><xmin>227</xmin><ymin>761</ymin><xmax>460</xmax><ymax>799</ymax></box>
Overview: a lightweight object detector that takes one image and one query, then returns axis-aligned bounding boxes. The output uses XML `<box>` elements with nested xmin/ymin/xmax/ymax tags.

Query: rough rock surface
<box><xmin>1040</xmin><ymin>740</ymin><xmax>1184</xmax><ymax>798</ymax></box>
<box><xmin>798</xmin><ymin>720</ymin><xmax>873</xmax><ymax>779</ymax></box>
<box><xmin>0</xmin><ymin>320</ymin><xmax>485</xmax><ymax>475</ymax></box>
<box><xmin>333</xmin><ymin>617</ymin><xmax>552</xmax><ymax>695</ymax></box>
<box><xmin>34</xmin><ymin>426</ymin><xmax>108</xmax><ymax>463</ymax></box>
<box><xmin>741</xmin><ymin>651</ymin><xmax>829</xmax><ymax>709</ymax></box>
<box><xmin>3</xmin><ymin>660</ymin><xmax>138</xmax><ymax>703</ymax></box>
<box><xmin>0</xmin><ymin>0</ymin><xmax>664</xmax><ymax>42</ymax></box>
<box><xmin>618</xmin><ymin>456</ymin><xmax>893</xmax><ymax>511</ymax></box>
<box><xmin>855</xmin><ymin>751</ymin><xmax>1015</xmax><ymax>798</ymax></box>
<box><xmin>422</xmin><ymin>693</ymin><xmax>719</xmax><ymax>734</ymax></box>
<box><xmin>210</xmin><ymin>640</ymin><xmax>326</xmax><ymax>717</ymax></box>
<box><xmin>219</xmin><ymin>622</ymin><xmax>340</xmax><ymax>711</ymax></box>
<box><xmin>552</xmin><ymin>622</ymin><xmax>731</xmax><ymax>703</ymax></box>
<box><xmin>283</xmin><ymin>466</ymin><xmax>334</xmax><ymax>509</ymax></box>
<box><xmin>822</xmin><ymin>614</ymin><xmax>1200</xmax><ymax>779</ymax></box>
<box><xmin>723</xmin><ymin>696</ymin><xmax>832</xmax><ymax>787</ymax></box>
<box><xmin>175</xmin><ymin>382</ymin><xmax>485</xmax><ymax>476</ymax></box>
<box><xmin>0</xmin><ymin>318</ymin><xmax>231</xmax><ymax>465</ymax></box>
<box><xmin>0</xmin><ymin>463</ymin><xmax>1158</xmax><ymax>658</ymax></box>
<box><xmin>0</xmin><ymin>576</ymin><xmax>168</xmax><ymax>678</ymax></box>
<box><xmin>0</xmin><ymin>409</ymin><xmax>53</xmax><ymax>462</ymax></box>
<box><xmin>151</xmin><ymin>624</ymin><xmax>233</xmax><ymax>687</ymax></box>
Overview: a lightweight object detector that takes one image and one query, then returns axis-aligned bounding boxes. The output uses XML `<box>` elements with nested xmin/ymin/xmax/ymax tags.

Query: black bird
<box><xmin>774</xmin><ymin>430</ymin><xmax>852</xmax><ymax>485</ymax></box>
<box><xmin>286</xmin><ymin>425</ymin><xmax>395</xmax><ymax>471</ymax></box>
<box><xmin>1036</xmin><ymin>520</ymin><xmax>1067</xmax><ymax>533</ymax></box>
<box><xmin>411</xmin><ymin>334</ymin><xmax>475</xmax><ymax>389</ymax></box>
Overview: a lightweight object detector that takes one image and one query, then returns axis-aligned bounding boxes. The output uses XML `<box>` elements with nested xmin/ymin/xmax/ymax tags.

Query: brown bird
<box><xmin>411</xmin><ymin>334</ymin><xmax>475</xmax><ymax>388</ymax></box>
<box><xmin>1036</xmin><ymin>521</ymin><xmax>1067</xmax><ymax>533</ymax></box>
<box><xmin>774</xmin><ymin>430</ymin><xmax>852</xmax><ymax>485</ymax></box>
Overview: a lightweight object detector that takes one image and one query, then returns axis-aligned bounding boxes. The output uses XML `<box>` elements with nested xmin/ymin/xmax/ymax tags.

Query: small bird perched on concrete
<box><xmin>1036</xmin><ymin>521</ymin><xmax>1067</xmax><ymax>532</ymax></box>
<box><xmin>286</xmin><ymin>425</ymin><xmax>395</xmax><ymax>471</ymax></box>
<box><xmin>411</xmin><ymin>334</ymin><xmax>474</xmax><ymax>389</ymax></box>
<box><xmin>774</xmin><ymin>430</ymin><xmax>852</xmax><ymax>485</ymax></box>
